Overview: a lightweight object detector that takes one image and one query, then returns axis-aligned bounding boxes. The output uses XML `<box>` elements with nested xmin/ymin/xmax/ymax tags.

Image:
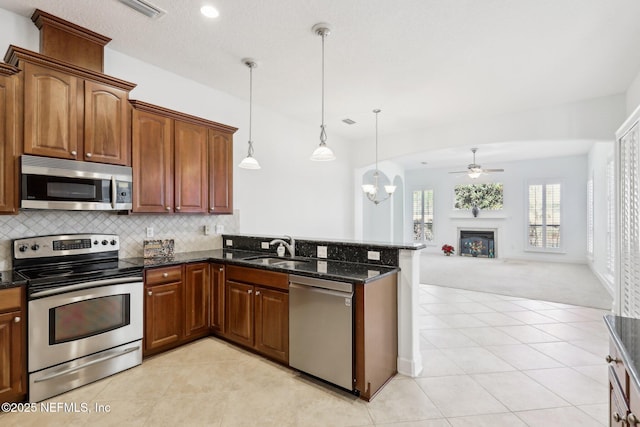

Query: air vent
<box><xmin>118</xmin><ymin>0</ymin><xmax>166</xmax><ymax>18</ymax></box>
<box><xmin>342</xmin><ymin>118</ymin><xmax>356</xmax><ymax>125</ymax></box>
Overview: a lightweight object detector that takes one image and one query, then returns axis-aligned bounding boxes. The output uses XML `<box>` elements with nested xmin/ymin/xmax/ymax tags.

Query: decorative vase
<box><xmin>471</xmin><ymin>251</ymin><xmax>479</xmax><ymax>257</ymax></box>
<box><xmin>472</xmin><ymin>205</ymin><xmax>479</xmax><ymax>218</ymax></box>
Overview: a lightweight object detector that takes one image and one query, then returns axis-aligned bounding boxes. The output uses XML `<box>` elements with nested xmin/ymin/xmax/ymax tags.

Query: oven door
<box><xmin>28</xmin><ymin>278</ymin><xmax>143</xmax><ymax>373</ymax></box>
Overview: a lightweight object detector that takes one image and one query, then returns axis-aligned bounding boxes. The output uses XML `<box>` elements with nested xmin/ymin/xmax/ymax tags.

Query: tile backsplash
<box><xmin>0</xmin><ymin>210</ymin><xmax>239</xmax><ymax>269</ymax></box>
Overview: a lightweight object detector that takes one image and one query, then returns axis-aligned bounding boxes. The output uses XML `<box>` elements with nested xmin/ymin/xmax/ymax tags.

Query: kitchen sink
<box><xmin>243</xmin><ymin>256</ymin><xmax>310</xmax><ymax>268</ymax></box>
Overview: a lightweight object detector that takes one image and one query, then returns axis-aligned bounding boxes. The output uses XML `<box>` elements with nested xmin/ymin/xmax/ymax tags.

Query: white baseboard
<box><xmin>397</xmin><ymin>355</ymin><xmax>423</xmax><ymax>377</ymax></box>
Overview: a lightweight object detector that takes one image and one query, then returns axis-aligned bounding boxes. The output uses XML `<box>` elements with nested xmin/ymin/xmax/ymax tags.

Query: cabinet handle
<box><xmin>606</xmin><ymin>355</ymin><xmax>621</xmax><ymax>364</ymax></box>
<box><xmin>162</xmin><ymin>273</ymin><xmax>169</xmax><ymax>278</ymax></box>
<box><xmin>176</xmin><ymin>206</ymin><xmax>181</xmax><ymax>211</ymax></box>
<box><xmin>210</xmin><ymin>207</ymin><xmax>215</xmax><ymax>211</ymax></box>
<box><xmin>219</xmin><ymin>267</ymin><xmax>224</xmax><ymax>272</ymax></box>
<box><xmin>166</xmin><ymin>206</ymin><xmax>171</xmax><ymax>211</ymax></box>
<box><xmin>613</xmin><ymin>412</ymin><xmax>626</xmax><ymax>423</ymax></box>
<box><xmin>248</xmin><ymin>289</ymin><xmax>252</xmax><ymax>294</ymax></box>
<box><xmin>629</xmin><ymin>413</ymin><xmax>639</xmax><ymax>425</ymax></box>
<box><xmin>148</xmin><ymin>291</ymin><xmax>152</xmax><ymax>296</ymax></box>
<box><xmin>70</xmin><ymin>150</ymin><xmax>77</xmax><ymax>156</ymax></box>
<box><xmin>86</xmin><ymin>152</ymin><xmax>92</xmax><ymax>158</ymax></box>
<box><xmin>13</xmin><ymin>316</ymin><xmax>20</xmax><ymax>323</ymax></box>
<box><xmin>256</xmin><ymin>291</ymin><xmax>260</xmax><ymax>296</ymax></box>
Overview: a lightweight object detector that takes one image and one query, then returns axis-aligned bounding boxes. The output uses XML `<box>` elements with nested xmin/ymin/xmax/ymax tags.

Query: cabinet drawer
<box><xmin>609</xmin><ymin>339</ymin><xmax>628</xmax><ymax>394</ymax></box>
<box><xmin>226</xmin><ymin>265</ymin><xmax>288</xmax><ymax>291</ymax></box>
<box><xmin>146</xmin><ymin>266</ymin><xmax>183</xmax><ymax>285</ymax></box>
<box><xmin>0</xmin><ymin>287</ymin><xmax>21</xmax><ymax>312</ymax></box>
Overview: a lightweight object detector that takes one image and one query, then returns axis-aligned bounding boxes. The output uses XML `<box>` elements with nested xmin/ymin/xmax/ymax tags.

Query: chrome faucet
<box><xmin>269</xmin><ymin>235</ymin><xmax>295</xmax><ymax>258</ymax></box>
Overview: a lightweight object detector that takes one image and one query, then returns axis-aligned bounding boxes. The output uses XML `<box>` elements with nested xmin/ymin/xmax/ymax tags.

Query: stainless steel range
<box><xmin>13</xmin><ymin>234</ymin><xmax>143</xmax><ymax>402</ymax></box>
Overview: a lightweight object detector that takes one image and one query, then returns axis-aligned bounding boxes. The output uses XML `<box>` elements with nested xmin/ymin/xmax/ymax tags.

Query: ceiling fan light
<box><xmin>238</xmin><ymin>155</ymin><xmax>261</xmax><ymax>169</ymax></box>
<box><xmin>468</xmin><ymin>170</ymin><xmax>482</xmax><ymax>179</ymax></box>
<box><xmin>384</xmin><ymin>185</ymin><xmax>396</xmax><ymax>194</ymax></box>
<box><xmin>310</xmin><ymin>143</ymin><xmax>336</xmax><ymax>161</ymax></box>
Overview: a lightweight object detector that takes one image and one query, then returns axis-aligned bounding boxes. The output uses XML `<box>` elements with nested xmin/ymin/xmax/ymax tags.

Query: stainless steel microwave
<box><xmin>21</xmin><ymin>155</ymin><xmax>133</xmax><ymax>211</ymax></box>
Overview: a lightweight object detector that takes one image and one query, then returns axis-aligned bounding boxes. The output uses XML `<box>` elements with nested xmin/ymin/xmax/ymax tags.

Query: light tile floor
<box><xmin>1</xmin><ymin>284</ymin><xmax>610</xmax><ymax>426</ymax></box>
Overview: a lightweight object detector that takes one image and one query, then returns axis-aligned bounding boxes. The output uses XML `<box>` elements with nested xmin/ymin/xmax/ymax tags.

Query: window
<box><xmin>413</xmin><ymin>189</ymin><xmax>433</xmax><ymax>241</ymax></box>
<box><xmin>587</xmin><ymin>179</ymin><xmax>594</xmax><ymax>255</ymax></box>
<box><xmin>454</xmin><ymin>183</ymin><xmax>503</xmax><ymax>210</ymax></box>
<box><xmin>528</xmin><ymin>182</ymin><xmax>561</xmax><ymax>249</ymax></box>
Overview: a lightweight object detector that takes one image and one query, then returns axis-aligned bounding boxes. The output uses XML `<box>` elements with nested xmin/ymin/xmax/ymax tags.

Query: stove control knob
<box><xmin>110</xmin><ymin>240</ymin><xmax>117</xmax><ymax>246</ymax></box>
<box><xmin>31</xmin><ymin>244</ymin><xmax>39</xmax><ymax>251</ymax></box>
<box><xmin>94</xmin><ymin>240</ymin><xmax>99</xmax><ymax>245</ymax></box>
<box><xmin>102</xmin><ymin>240</ymin><xmax>108</xmax><ymax>246</ymax></box>
<box><xmin>18</xmin><ymin>244</ymin><xmax>28</xmax><ymax>252</ymax></box>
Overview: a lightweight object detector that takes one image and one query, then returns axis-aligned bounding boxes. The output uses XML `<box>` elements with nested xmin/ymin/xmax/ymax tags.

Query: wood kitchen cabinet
<box><xmin>0</xmin><ymin>287</ymin><xmax>26</xmax><ymax>404</ymax></box>
<box><xmin>184</xmin><ymin>262</ymin><xmax>210</xmax><ymax>339</ymax></box>
<box><xmin>354</xmin><ymin>273</ymin><xmax>398</xmax><ymax>401</ymax></box>
<box><xmin>210</xmin><ymin>263</ymin><xmax>225</xmax><ymax>334</ymax></box>
<box><xmin>7</xmin><ymin>47</ymin><xmax>135</xmax><ymax>166</ymax></box>
<box><xmin>130</xmin><ymin>100</ymin><xmax>236</xmax><ymax>214</ymax></box>
<box><xmin>225</xmin><ymin>265</ymin><xmax>289</xmax><ymax>363</ymax></box>
<box><xmin>144</xmin><ymin>265</ymin><xmax>183</xmax><ymax>355</ymax></box>
<box><xmin>0</xmin><ymin>64</ymin><xmax>18</xmax><ymax>214</ymax></box>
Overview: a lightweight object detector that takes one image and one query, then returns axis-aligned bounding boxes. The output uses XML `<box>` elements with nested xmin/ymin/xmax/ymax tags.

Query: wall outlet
<box><xmin>226</xmin><ymin>239</ymin><xmax>233</xmax><ymax>247</ymax></box>
<box><xmin>215</xmin><ymin>224</ymin><xmax>224</xmax><ymax>234</ymax></box>
<box><xmin>204</xmin><ymin>225</ymin><xmax>210</xmax><ymax>235</ymax></box>
<box><xmin>317</xmin><ymin>260</ymin><xmax>328</xmax><ymax>274</ymax></box>
<box><xmin>261</xmin><ymin>241</ymin><xmax>270</xmax><ymax>249</ymax></box>
<box><xmin>367</xmin><ymin>250</ymin><xmax>380</xmax><ymax>261</ymax></box>
<box><xmin>317</xmin><ymin>246</ymin><xmax>328</xmax><ymax>258</ymax></box>
<box><xmin>146</xmin><ymin>227</ymin><xmax>154</xmax><ymax>238</ymax></box>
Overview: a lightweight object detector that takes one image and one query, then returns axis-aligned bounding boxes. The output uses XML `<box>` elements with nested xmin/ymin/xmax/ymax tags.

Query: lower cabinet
<box><xmin>184</xmin><ymin>263</ymin><xmax>210</xmax><ymax>339</ymax></box>
<box><xmin>607</xmin><ymin>333</ymin><xmax>640</xmax><ymax>426</ymax></box>
<box><xmin>225</xmin><ymin>265</ymin><xmax>289</xmax><ymax>364</ymax></box>
<box><xmin>210</xmin><ymin>263</ymin><xmax>225</xmax><ymax>334</ymax></box>
<box><xmin>144</xmin><ymin>266</ymin><xmax>183</xmax><ymax>355</ymax></box>
<box><xmin>0</xmin><ymin>287</ymin><xmax>26</xmax><ymax>403</ymax></box>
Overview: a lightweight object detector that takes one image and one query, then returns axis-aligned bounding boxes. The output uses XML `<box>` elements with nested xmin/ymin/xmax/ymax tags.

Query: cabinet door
<box><xmin>184</xmin><ymin>263</ymin><xmax>210</xmax><ymax>338</ymax></box>
<box><xmin>132</xmin><ymin>109</ymin><xmax>173</xmax><ymax>213</ymax></box>
<box><xmin>225</xmin><ymin>280</ymin><xmax>253</xmax><ymax>347</ymax></box>
<box><xmin>144</xmin><ymin>282</ymin><xmax>182</xmax><ymax>353</ymax></box>
<box><xmin>175</xmin><ymin>120</ymin><xmax>208</xmax><ymax>213</ymax></box>
<box><xmin>254</xmin><ymin>287</ymin><xmax>288</xmax><ymax>363</ymax></box>
<box><xmin>84</xmin><ymin>80</ymin><xmax>129</xmax><ymax>165</ymax></box>
<box><xmin>0</xmin><ymin>310</ymin><xmax>24</xmax><ymax>403</ymax></box>
<box><xmin>0</xmin><ymin>73</ymin><xmax>17</xmax><ymax>213</ymax></box>
<box><xmin>210</xmin><ymin>263</ymin><xmax>225</xmax><ymax>334</ymax></box>
<box><xmin>23</xmin><ymin>62</ymin><xmax>79</xmax><ymax>159</ymax></box>
<box><xmin>208</xmin><ymin>129</ymin><xmax>233</xmax><ymax>214</ymax></box>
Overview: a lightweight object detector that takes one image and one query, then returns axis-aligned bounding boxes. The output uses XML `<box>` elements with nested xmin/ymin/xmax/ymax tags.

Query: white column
<box><xmin>397</xmin><ymin>248</ymin><xmax>423</xmax><ymax>376</ymax></box>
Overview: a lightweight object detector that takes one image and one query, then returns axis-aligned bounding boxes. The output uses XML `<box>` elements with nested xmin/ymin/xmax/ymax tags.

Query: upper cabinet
<box><xmin>8</xmin><ymin>49</ymin><xmax>135</xmax><ymax>165</ymax></box>
<box><xmin>0</xmin><ymin>64</ymin><xmax>19</xmax><ymax>214</ymax></box>
<box><xmin>130</xmin><ymin>101</ymin><xmax>236</xmax><ymax>215</ymax></box>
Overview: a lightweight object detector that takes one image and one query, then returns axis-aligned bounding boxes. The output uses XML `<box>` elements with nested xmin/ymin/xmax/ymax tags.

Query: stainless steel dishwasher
<box><xmin>289</xmin><ymin>274</ymin><xmax>354</xmax><ymax>390</ymax></box>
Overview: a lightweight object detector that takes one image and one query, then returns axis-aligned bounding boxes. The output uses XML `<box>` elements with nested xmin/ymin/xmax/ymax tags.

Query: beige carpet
<box><xmin>420</xmin><ymin>253</ymin><xmax>613</xmax><ymax>309</ymax></box>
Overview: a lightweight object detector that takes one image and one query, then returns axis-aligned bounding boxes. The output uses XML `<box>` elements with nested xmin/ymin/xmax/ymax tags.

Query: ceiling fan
<box><xmin>449</xmin><ymin>148</ymin><xmax>504</xmax><ymax>179</ymax></box>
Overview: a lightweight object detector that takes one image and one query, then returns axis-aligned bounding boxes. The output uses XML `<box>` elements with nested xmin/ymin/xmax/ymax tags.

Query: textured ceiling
<box><xmin>0</xmin><ymin>0</ymin><xmax>638</xmax><ymax>157</ymax></box>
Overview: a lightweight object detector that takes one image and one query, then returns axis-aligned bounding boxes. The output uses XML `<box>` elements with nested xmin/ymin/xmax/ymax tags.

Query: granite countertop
<box><xmin>0</xmin><ymin>270</ymin><xmax>27</xmax><ymax>290</ymax></box>
<box><xmin>123</xmin><ymin>249</ymin><xmax>399</xmax><ymax>284</ymax></box>
<box><xmin>604</xmin><ymin>314</ymin><xmax>640</xmax><ymax>389</ymax></box>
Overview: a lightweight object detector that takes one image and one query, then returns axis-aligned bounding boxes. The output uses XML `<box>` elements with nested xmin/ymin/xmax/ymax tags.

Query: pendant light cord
<box><xmin>319</xmin><ymin>31</ymin><xmax>327</xmax><ymax>144</ymax></box>
<box><xmin>375</xmin><ymin>110</ymin><xmax>379</xmax><ymax>171</ymax></box>
<box><xmin>247</xmin><ymin>63</ymin><xmax>254</xmax><ymax>156</ymax></box>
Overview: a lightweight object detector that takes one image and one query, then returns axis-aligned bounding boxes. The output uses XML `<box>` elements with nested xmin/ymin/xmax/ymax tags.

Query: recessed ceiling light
<box><xmin>200</xmin><ymin>5</ymin><xmax>219</xmax><ymax>18</ymax></box>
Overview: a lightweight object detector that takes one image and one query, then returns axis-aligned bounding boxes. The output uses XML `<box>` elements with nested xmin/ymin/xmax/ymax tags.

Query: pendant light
<box><xmin>238</xmin><ymin>59</ymin><xmax>261</xmax><ymax>169</ymax></box>
<box><xmin>310</xmin><ymin>23</ymin><xmax>336</xmax><ymax>161</ymax></box>
<box><xmin>362</xmin><ymin>109</ymin><xmax>396</xmax><ymax>204</ymax></box>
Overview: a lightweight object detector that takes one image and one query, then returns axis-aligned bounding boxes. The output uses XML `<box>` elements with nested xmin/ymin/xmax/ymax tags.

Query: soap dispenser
<box><xmin>277</xmin><ymin>244</ymin><xmax>285</xmax><ymax>257</ymax></box>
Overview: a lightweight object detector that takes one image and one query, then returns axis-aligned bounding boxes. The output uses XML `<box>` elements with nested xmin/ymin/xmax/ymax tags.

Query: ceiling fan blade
<box><xmin>482</xmin><ymin>168</ymin><xmax>504</xmax><ymax>172</ymax></box>
<box><xmin>448</xmin><ymin>171</ymin><xmax>470</xmax><ymax>174</ymax></box>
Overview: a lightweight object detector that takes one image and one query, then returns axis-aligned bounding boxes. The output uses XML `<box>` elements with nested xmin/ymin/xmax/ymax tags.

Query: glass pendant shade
<box><xmin>311</xmin><ymin>142</ymin><xmax>336</xmax><ymax>161</ymax></box>
<box><xmin>361</xmin><ymin>184</ymin><xmax>376</xmax><ymax>194</ymax></box>
<box><xmin>384</xmin><ymin>185</ymin><xmax>397</xmax><ymax>194</ymax></box>
<box><xmin>468</xmin><ymin>169</ymin><xmax>482</xmax><ymax>179</ymax></box>
<box><xmin>238</xmin><ymin>153</ymin><xmax>261</xmax><ymax>169</ymax></box>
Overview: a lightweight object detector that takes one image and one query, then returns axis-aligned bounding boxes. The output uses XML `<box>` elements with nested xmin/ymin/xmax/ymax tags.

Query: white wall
<box><xmin>405</xmin><ymin>153</ymin><xmax>589</xmax><ymax>263</ymax></box>
<box><xmin>0</xmin><ymin>8</ymin><xmax>355</xmax><ymax>241</ymax></box>
<box><xmin>626</xmin><ymin>70</ymin><xmax>640</xmax><ymax>115</ymax></box>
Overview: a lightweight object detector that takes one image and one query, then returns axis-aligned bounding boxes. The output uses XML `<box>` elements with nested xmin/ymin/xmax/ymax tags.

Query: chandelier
<box><xmin>362</xmin><ymin>109</ymin><xmax>396</xmax><ymax>204</ymax></box>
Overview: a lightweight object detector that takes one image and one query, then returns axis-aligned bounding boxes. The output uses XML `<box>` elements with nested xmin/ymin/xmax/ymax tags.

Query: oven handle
<box><xmin>30</xmin><ymin>276</ymin><xmax>142</xmax><ymax>298</ymax></box>
<box><xmin>33</xmin><ymin>345</ymin><xmax>140</xmax><ymax>383</ymax></box>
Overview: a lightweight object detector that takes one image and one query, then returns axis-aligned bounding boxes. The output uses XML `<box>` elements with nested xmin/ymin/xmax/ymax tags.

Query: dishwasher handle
<box><xmin>289</xmin><ymin>282</ymin><xmax>353</xmax><ymax>299</ymax></box>
<box><xmin>289</xmin><ymin>274</ymin><xmax>353</xmax><ymax>293</ymax></box>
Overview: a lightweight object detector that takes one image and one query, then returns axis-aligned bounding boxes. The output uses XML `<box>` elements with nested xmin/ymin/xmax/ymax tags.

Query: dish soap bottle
<box><xmin>277</xmin><ymin>244</ymin><xmax>285</xmax><ymax>257</ymax></box>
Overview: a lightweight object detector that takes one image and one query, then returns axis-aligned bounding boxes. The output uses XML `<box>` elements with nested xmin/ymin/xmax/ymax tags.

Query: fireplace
<box><xmin>459</xmin><ymin>229</ymin><xmax>496</xmax><ymax>258</ymax></box>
